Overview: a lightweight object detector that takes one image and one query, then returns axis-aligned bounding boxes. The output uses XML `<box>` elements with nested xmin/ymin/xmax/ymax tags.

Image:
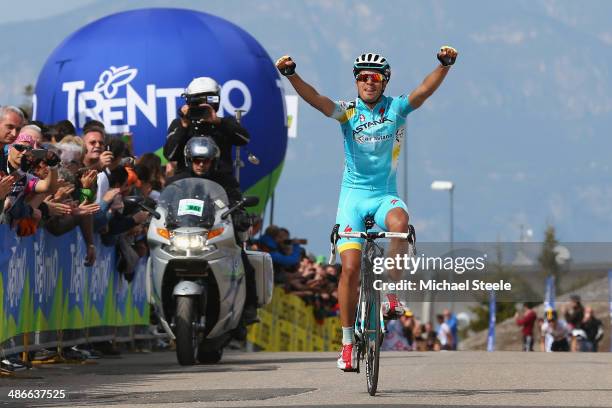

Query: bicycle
<box><xmin>329</xmin><ymin>216</ymin><xmax>416</xmax><ymax>396</ymax></box>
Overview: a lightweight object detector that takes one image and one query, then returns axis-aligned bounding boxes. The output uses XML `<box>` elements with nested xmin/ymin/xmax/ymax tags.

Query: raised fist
<box><xmin>275</xmin><ymin>55</ymin><xmax>296</xmax><ymax>77</ymax></box>
<box><xmin>437</xmin><ymin>46</ymin><xmax>458</xmax><ymax>67</ymax></box>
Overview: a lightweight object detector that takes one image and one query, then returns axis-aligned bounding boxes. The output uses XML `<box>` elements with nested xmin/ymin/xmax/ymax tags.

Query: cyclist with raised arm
<box><xmin>276</xmin><ymin>47</ymin><xmax>458</xmax><ymax>371</ymax></box>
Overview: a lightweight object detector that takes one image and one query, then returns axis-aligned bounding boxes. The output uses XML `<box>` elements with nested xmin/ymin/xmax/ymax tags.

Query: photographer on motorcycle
<box><xmin>163</xmin><ymin>77</ymin><xmax>250</xmax><ymax>177</ymax></box>
<box><xmin>166</xmin><ymin>137</ymin><xmax>259</xmax><ymax>324</ymax></box>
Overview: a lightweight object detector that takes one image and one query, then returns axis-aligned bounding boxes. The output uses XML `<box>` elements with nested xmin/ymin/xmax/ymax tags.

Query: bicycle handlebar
<box><xmin>329</xmin><ymin>226</ymin><xmax>414</xmax><ymax>265</ymax></box>
<box><xmin>337</xmin><ymin>231</ymin><xmax>411</xmax><ymax>240</ymax></box>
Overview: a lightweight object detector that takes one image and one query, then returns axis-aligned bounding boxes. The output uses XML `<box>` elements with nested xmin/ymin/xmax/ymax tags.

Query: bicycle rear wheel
<box><xmin>362</xmin><ymin>244</ymin><xmax>382</xmax><ymax>396</ymax></box>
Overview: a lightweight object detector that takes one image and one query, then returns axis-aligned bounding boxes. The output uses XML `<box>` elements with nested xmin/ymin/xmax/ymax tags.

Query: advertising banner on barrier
<box><xmin>0</xmin><ymin>225</ymin><xmax>149</xmax><ymax>345</ymax></box>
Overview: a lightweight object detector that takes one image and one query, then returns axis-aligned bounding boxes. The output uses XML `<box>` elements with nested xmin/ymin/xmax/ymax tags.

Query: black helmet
<box><xmin>184</xmin><ymin>137</ymin><xmax>220</xmax><ymax>173</ymax></box>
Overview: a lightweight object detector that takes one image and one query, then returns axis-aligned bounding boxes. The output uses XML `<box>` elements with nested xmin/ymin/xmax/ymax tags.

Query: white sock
<box><xmin>342</xmin><ymin>327</ymin><xmax>355</xmax><ymax>345</ymax></box>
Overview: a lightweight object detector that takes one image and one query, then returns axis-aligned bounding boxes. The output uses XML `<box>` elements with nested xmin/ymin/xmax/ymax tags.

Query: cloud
<box><xmin>542</xmin><ymin>0</ymin><xmax>577</xmax><ymax>27</ymax></box>
<box><xmin>548</xmin><ymin>193</ymin><xmax>568</xmax><ymax>222</ymax></box>
<box><xmin>353</xmin><ymin>3</ymin><xmax>382</xmax><ymax>32</ymax></box>
<box><xmin>336</xmin><ymin>38</ymin><xmax>353</xmax><ymax>62</ymax></box>
<box><xmin>600</xmin><ymin>32</ymin><xmax>612</xmax><ymax>45</ymax></box>
<box><xmin>487</xmin><ymin>172</ymin><xmax>501</xmax><ymax>181</ymax></box>
<box><xmin>302</xmin><ymin>204</ymin><xmax>329</xmax><ymax>218</ymax></box>
<box><xmin>470</xmin><ymin>27</ymin><xmax>537</xmax><ymax>45</ymax></box>
<box><xmin>577</xmin><ymin>186</ymin><xmax>612</xmax><ymax>220</ymax></box>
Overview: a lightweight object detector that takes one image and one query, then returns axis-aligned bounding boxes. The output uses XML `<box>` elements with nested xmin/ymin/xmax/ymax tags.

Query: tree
<box><xmin>538</xmin><ymin>225</ymin><xmax>561</xmax><ymax>289</ymax></box>
<box><xmin>19</xmin><ymin>84</ymin><xmax>34</xmax><ymax>120</ymax></box>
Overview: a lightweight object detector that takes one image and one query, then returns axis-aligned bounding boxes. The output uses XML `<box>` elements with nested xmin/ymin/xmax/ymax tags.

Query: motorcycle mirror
<box><xmin>242</xmin><ymin>196</ymin><xmax>259</xmax><ymax>208</ymax></box>
<box><xmin>124</xmin><ymin>195</ymin><xmax>144</xmax><ymax>205</ymax></box>
<box><xmin>141</xmin><ymin>204</ymin><xmax>162</xmax><ymax>220</ymax></box>
<box><xmin>247</xmin><ymin>152</ymin><xmax>260</xmax><ymax>165</ymax></box>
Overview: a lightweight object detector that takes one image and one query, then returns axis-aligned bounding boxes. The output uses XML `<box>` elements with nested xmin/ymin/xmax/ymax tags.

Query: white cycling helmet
<box><xmin>353</xmin><ymin>53</ymin><xmax>391</xmax><ymax>81</ymax></box>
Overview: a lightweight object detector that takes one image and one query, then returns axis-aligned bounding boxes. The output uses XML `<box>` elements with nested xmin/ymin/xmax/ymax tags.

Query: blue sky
<box><xmin>2</xmin><ymin>1</ymin><xmax>612</xmax><ymax>256</ymax></box>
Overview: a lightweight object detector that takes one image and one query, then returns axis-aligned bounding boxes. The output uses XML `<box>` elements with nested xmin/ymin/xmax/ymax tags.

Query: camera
<box><xmin>183</xmin><ymin>77</ymin><xmax>221</xmax><ymax>123</ymax></box>
<box><xmin>186</xmin><ymin>94</ymin><xmax>220</xmax><ymax>122</ymax></box>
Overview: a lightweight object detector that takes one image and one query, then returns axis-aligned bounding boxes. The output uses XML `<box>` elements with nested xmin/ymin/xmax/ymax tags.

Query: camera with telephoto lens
<box><xmin>19</xmin><ymin>146</ymin><xmax>61</xmax><ymax>174</ymax></box>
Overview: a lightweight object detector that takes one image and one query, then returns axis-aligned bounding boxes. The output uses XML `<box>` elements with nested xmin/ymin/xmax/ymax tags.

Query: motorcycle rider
<box><xmin>166</xmin><ymin>137</ymin><xmax>258</xmax><ymax>324</ymax></box>
<box><xmin>163</xmin><ymin>77</ymin><xmax>250</xmax><ymax>177</ymax></box>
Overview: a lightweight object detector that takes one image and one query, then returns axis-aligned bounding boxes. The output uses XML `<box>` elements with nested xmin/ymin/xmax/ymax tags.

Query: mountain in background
<box><xmin>1</xmin><ymin>0</ymin><xmax>611</xmax><ymax>255</ymax></box>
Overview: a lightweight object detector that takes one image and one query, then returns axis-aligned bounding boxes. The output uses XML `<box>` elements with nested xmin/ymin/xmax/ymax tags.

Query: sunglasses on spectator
<box><xmin>192</xmin><ymin>158</ymin><xmax>212</xmax><ymax>166</ymax></box>
<box><xmin>356</xmin><ymin>73</ymin><xmax>385</xmax><ymax>83</ymax></box>
<box><xmin>12</xmin><ymin>144</ymin><xmax>32</xmax><ymax>152</ymax></box>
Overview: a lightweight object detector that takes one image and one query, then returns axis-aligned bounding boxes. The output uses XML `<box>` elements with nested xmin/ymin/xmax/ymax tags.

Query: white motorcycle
<box><xmin>139</xmin><ymin>178</ymin><xmax>273</xmax><ymax>365</ymax></box>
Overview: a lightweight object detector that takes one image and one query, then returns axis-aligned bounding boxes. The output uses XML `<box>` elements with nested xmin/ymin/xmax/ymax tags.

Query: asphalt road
<box><xmin>1</xmin><ymin>349</ymin><xmax>611</xmax><ymax>407</ymax></box>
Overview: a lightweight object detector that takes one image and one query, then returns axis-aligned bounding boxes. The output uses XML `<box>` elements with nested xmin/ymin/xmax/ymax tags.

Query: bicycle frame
<box><xmin>329</xmin><ymin>221</ymin><xmax>414</xmax><ymax>395</ymax></box>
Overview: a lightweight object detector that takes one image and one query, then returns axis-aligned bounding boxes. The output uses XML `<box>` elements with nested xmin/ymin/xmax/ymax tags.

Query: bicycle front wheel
<box><xmin>363</xmin><ymin>261</ymin><xmax>381</xmax><ymax>396</ymax></box>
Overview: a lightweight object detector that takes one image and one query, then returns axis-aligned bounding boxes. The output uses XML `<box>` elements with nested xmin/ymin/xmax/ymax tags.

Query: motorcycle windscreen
<box><xmin>158</xmin><ymin>178</ymin><xmax>229</xmax><ymax>229</ymax></box>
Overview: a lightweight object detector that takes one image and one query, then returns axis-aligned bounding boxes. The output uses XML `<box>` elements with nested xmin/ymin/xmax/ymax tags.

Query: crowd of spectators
<box><xmin>515</xmin><ymin>295</ymin><xmax>604</xmax><ymax>353</ymax></box>
<box><xmin>381</xmin><ymin>308</ymin><xmax>458</xmax><ymax>352</ymax></box>
<box><xmin>0</xmin><ymin>105</ymin><xmax>167</xmax><ymax>369</ymax></box>
<box><xmin>0</xmin><ymin>106</ymin><xmax>162</xmax><ymax>276</ymax></box>
<box><xmin>250</xmin><ymin>224</ymin><xmax>340</xmax><ymax>321</ymax></box>
<box><xmin>249</xmin><ymin>222</ymin><xmax>462</xmax><ymax>350</ymax></box>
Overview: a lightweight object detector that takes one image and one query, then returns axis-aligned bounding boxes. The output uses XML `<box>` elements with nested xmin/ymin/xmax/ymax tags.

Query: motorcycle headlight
<box><xmin>170</xmin><ymin>232</ymin><xmax>206</xmax><ymax>250</ymax></box>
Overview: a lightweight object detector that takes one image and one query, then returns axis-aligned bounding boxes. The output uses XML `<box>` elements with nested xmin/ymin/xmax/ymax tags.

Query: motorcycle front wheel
<box><xmin>175</xmin><ymin>296</ymin><xmax>198</xmax><ymax>365</ymax></box>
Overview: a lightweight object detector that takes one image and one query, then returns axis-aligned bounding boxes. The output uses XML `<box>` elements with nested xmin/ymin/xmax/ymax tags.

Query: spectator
<box><xmin>540</xmin><ymin>308</ymin><xmax>570</xmax><ymax>352</ymax></box>
<box><xmin>443</xmin><ymin>308</ymin><xmax>458</xmax><ymax>350</ymax></box>
<box><xmin>52</xmin><ymin>119</ymin><xmax>77</xmax><ymax>143</ymax></box>
<box><xmin>564</xmin><ymin>294</ymin><xmax>584</xmax><ymax>330</ymax></box>
<box><xmin>423</xmin><ymin>322</ymin><xmax>438</xmax><ymax>351</ymax></box>
<box><xmin>0</xmin><ymin>106</ymin><xmax>25</xmax><ymax>174</ymax></box>
<box><xmin>18</xmin><ymin>124</ymin><xmax>44</xmax><ymax>146</ymax></box>
<box><xmin>382</xmin><ymin>316</ymin><xmax>412</xmax><ymax>351</ymax></box>
<box><xmin>515</xmin><ymin>302</ymin><xmax>537</xmax><ymax>351</ymax></box>
<box><xmin>383</xmin><ymin>309</ymin><xmax>419</xmax><ymax>351</ymax></box>
<box><xmin>82</xmin><ymin>126</ymin><xmax>112</xmax><ymax>170</ymax></box>
<box><xmin>436</xmin><ymin>314</ymin><xmax>453</xmax><ymax>351</ymax></box>
<box><xmin>2</xmin><ymin>133</ymin><xmax>58</xmax><ymax>226</ymax></box>
<box><xmin>572</xmin><ymin>306</ymin><xmax>604</xmax><ymax>352</ymax></box>
<box><xmin>100</xmin><ymin>166</ymin><xmax>149</xmax><ymax>245</ymax></box>
<box><xmin>82</xmin><ymin>119</ymin><xmax>105</xmax><ymax>135</ymax></box>
<box><xmin>93</xmin><ymin>136</ymin><xmax>130</xmax><ymax>205</ymax></box>
<box><xmin>133</xmin><ymin>164</ymin><xmax>152</xmax><ymax>198</ymax></box>
<box><xmin>259</xmin><ymin>226</ymin><xmax>303</xmax><ymax>282</ymax></box>
<box><xmin>136</xmin><ymin>153</ymin><xmax>164</xmax><ymax>199</ymax></box>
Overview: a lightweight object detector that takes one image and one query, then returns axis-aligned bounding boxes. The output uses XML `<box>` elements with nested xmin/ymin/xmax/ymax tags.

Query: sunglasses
<box><xmin>12</xmin><ymin>144</ymin><xmax>32</xmax><ymax>152</ymax></box>
<box><xmin>356</xmin><ymin>73</ymin><xmax>385</xmax><ymax>83</ymax></box>
<box><xmin>192</xmin><ymin>158</ymin><xmax>212</xmax><ymax>166</ymax></box>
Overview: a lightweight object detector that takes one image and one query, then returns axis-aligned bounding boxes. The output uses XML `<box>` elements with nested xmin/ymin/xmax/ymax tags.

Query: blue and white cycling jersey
<box><xmin>330</xmin><ymin>94</ymin><xmax>414</xmax><ymax>192</ymax></box>
<box><xmin>330</xmin><ymin>94</ymin><xmax>414</xmax><ymax>253</ymax></box>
